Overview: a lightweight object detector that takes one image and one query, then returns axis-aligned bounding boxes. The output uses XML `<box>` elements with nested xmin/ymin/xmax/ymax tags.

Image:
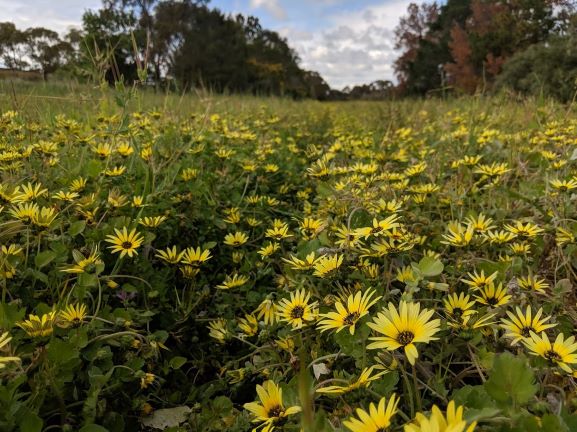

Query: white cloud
<box><xmin>280</xmin><ymin>0</ymin><xmax>412</xmax><ymax>89</ymax></box>
<box><xmin>0</xmin><ymin>0</ymin><xmax>100</xmax><ymax>35</ymax></box>
<box><xmin>250</xmin><ymin>0</ymin><xmax>287</xmax><ymax>21</ymax></box>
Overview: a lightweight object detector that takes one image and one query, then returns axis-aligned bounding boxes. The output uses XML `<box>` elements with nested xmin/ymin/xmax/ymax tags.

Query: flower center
<box><xmin>290</xmin><ymin>306</ymin><xmax>305</xmax><ymax>319</ymax></box>
<box><xmin>268</xmin><ymin>405</ymin><xmax>283</xmax><ymax>418</ymax></box>
<box><xmin>520</xmin><ymin>326</ymin><xmax>533</xmax><ymax>337</ymax></box>
<box><xmin>121</xmin><ymin>241</ymin><xmax>133</xmax><ymax>249</ymax></box>
<box><xmin>452</xmin><ymin>307</ymin><xmax>463</xmax><ymax>318</ymax></box>
<box><xmin>486</xmin><ymin>296</ymin><xmax>499</xmax><ymax>306</ymax></box>
<box><xmin>397</xmin><ymin>330</ymin><xmax>415</xmax><ymax>345</ymax></box>
<box><xmin>544</xmin><ymin>350</ymin><xmax>561</xmax><ymax>362</ymax></box>
<box><xmin>343</xmin><ymin>311</ymin><xmax>360</xmax><ymax>325</ymax></box>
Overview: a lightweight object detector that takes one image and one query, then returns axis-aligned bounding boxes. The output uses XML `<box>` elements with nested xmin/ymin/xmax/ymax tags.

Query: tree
<box><xmin>0</xmin><ymin>22</ymin><xmax>28</xmax><ymax>70</ymax></box>
<box><xmin>24</xmin><ymin>27</ymin><xmax>71</xmax><ymax>76</ymax></box>
<box><xmin>393</xmin><ymin>2</ymin><xmax>440</xmax><ymax>94</ymax></box>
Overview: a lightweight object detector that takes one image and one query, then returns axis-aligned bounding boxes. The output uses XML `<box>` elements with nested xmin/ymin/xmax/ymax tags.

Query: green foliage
<box><xmin>495</xmin><ymin>36</ymin><xmax>577</xmax><ymax>102</ymax></box>
<box><xmin>485</xmin><ymin>352</ymin><xmax>537</xmax><ymax>408</ymax></box>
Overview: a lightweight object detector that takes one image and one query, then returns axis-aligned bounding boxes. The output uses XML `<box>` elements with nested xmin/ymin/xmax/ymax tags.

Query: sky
<box><xmin>0</xmin><ymin>0</ymin><xmax>413</xmax><ymax>89</ymax></box>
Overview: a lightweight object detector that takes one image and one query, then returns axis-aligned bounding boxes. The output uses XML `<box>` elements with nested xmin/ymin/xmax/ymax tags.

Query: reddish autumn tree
<box><xmin>444</xmin><ymin>24</ymin><xmax>478</xmax><ymax>93</ymax></box>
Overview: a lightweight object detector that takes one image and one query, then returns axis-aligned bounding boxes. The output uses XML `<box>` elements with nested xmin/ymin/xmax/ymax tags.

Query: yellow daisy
<box><xmin>317</xmin><ymin>288</ymin><xmax>381</xmax><ymax>335</ymax></box>
<box><xmin>343</xmin><ymin>394</ymin><xmax>399</xmax><ymax>432</ymax></box>
<box><xmin>105</xmin><ymin>227</ymin><xmax>144</xmax><ymax>258</ymax></box>
<box><xmin>367</xmin><ymin>301</ymin><xmax>441</xmax><ymax>365</ymax></box>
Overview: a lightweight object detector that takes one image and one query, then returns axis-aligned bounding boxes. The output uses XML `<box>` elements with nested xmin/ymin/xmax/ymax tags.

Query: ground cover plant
<box><xmin>1</xmin><ymin>84</ymin><xmax>577</xmax><ymax>431</ymax></box>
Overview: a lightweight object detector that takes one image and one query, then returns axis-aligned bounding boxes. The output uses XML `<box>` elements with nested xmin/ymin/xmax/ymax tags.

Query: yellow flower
<box><xmin>313</xmin><ymin>254</ymin><xmax>343</xmax><ymax>277</ymax></box>
<box><xmin>132</xmin><ymin>195</ymin><xmax>145</xmax><ymax>207</ymax></box>
<box><xmin>104</xmin><ymin>165</ymin><xmax>127</xmax><ymax>177</ymax></box>
<box><xmin>317</xmin><ymin>288</ymin><xmax>381</xmax><ymax>335</ymax></box>
<box><xmin>282</xmin><ymin>252</ymin><xmax>318</xmax><ymax>270</ymax></box>
<box><xmin>155</xmin><ymin>246</ymin><xmax>184</xmax><ymax>264</ymax></box>
<box><xmin>443</xmin><ymin>293</ymin><xmax>477</xmax><ymax>320</ymax></box>
<box><xmin>60</xmin><ymin>247</ymin><xmax>103</xmax><ymax>274</ymax></box>
<box><xmin>441</xmin><ymin>222</ymin><xmax>475</xmax><ymax>247</ymax></box>
<box><xmin>105</xmin><ymin>227</ymin><xmax>144</xmax><ymax>258</ymax></box>
<box><xmin>277</xmin><ymin>289</ymin><xmax>317</xmax><ymax>329</ymax></box>
<box><xmin>52</xmin><ymin>190</ymin><xmax>79</xmax><ymax>201</ymax></box>
<box><xmin>31</xmin><ymin>206</ymin><xmax>58</xmax><ymax>228</ymax></box>
<box><xmin>17</xmin><ymin>311</ymin><xmax>56</xmax><ymax>337</ymax></box>
<box><xmin>181</xmin><ymin>246</ymin><xmax>212</xmax><ymax>266</ymax></box>
<box><xmin>93</xmin><ymin>142</ymin><xmax>113</xmax><ymax>158</ymax></box>
<box><xmin>255</xmin><ymin>299</ymin><xmax>277</xmax><ymax>325</ymax></box>
<box><xmin>503</xmin><ymin>221</ymin><xmax>543</xmax><ymax>240</ymax></box>
<box><xmin>244</xmin><ymin>381</ymin><xmax>301</xmax><ymax>432</ymax></box>
<box><xmin>524</xmin><ymin>332</ymin><xmax>577</xmax><ymax>373</ymax></box>
<box><xmin>140</xmin><ymin>372</ymin><xmax>157</xmax><ymax>389</ymax></box>
<box><xmin>238</xmin><ymin>314</ymin><xmax>259</xmax><ymax>337</ymax></box>
<box><xmin>462</xmin><ymin>270</ymin><xmax>498</xmax><ymax>291</ymax></box>
<box><xmin>208</xmin><ymin>319</ymin><xmax>229</xmax><ymax>344</ymax></box>
<box><xmin>500</xmin><ymin>306</ymin><xmax>556</xmax><ymax>345</ymax></box>
<box><xmin>367</xmin><ymin>301</ymin><xmax>441</xmax><ymax>365</ymax></box>
<box><xmin>404</xmin><ymin>401</ymin><xmax>477</xmax><ymax>432</ymax></box>
<box><xmin>258</xmin><ymin>242</ymin><xmax>280</xmax><ymax>259</ymax></box>
<box><xmin>0</xmin><ymin>332</ymin><xmax>20</xmax><ymax>369</ymax></box>
<box><xmin>354</xmin><ymin>215</ymin><xmax>400</xmax><ymax>239</ymax></box>
<box><xmin>555</xmin><ymin>227</ymin><xmax>575</xmax><ymax>246</ymax></box>
<box><xmin>483</xmin><ymin>229</ymin><xmax>517</xmax><ymax>244</ymax></box>
<box><xmin>517</xmin><ymin>275</ymin><xmax>548</xmax><ymax>293</ymax></box>
<box><xmin>138</xmin><ymin>215</ymin><xmax>167</xmax><ymax>228</ymax></box>
<box><xmin>343</xmin><ymin>394</ymin><xmax>399</xmax><ymax>432</ymax></box>
<box><xmin>59</xmin><ymin>304</ymin><xmax>88</xmax><ymax>328</ymax></box>
<box><xmin>223</xmin><ymin>231</ymin><xmax>249</xmax><ymax>247</ymax></box>
<box><xmin>474</xmin><ymin>282</ymin><xmax>511</xmax><ymax>307</ymax></box>
<box><xmin>299</xmin><ymin>217</ymin><xmax>325</xmax><ymax>240</ymax></box>
<box><xmin>316</xmin><ymin>366</ymin><xmax>386</xmax><ymax>395</ymax></box>
<box><xmin>265</xmin><ymin>220</ymin><xmax>292</xmax><ymax>241</ymax></box>
<box><xmin>217</xmin><ymin>273</ymin><xmax>249</xmax><ymax>290</ymax></box>
<box><xmin>464</xmin><ymin>213</ymin><xmax>495</xmax><ymax>232</ymax></box>
<box><xmin>550</xmin><ymin>178</ymin><xmax>577</xmax><ymax>192</ymax></box>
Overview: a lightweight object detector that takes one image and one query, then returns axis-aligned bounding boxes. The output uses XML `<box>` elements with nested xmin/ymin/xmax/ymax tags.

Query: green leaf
<box><xmin>541</xmin><ymin>414</ymin><xmax>570</xmax><ymax>432</ymax></box>
<box><xmin>19</xmin><ymin>412</ymin><xmax>43</xmax><ymax>432</ymax></box>
<box><xmin>69</xmin><ymin>220</ymin><xmax>87</xmax><ymax>237</ymax></box>
<box><xmin>484</xmin><ymin>352</ymin><xmax>537</xmax><ymax>407</ymax></box>
<box><xmin>47</xmin><ymin>338</ymin><xmax>79</xmax><ymax>365</ymax></box>
<box><xmin>415</xmin><ymin>256</ymin><xmax>443</xmax><ymax>277</ymax></box>
<box><xmin>0</xmin><ymin>302</ymin><xmax>25</xmax><ymax>329</ymax></box>
<box><xmin>170</xmin><ymin>356</ymin><xmax>187</xmax><ymax>370</ymax></box>
<box><xmin>34</xmin><ymin>250</ymin><xmax>57</xmax><ymax>269</ymax></box>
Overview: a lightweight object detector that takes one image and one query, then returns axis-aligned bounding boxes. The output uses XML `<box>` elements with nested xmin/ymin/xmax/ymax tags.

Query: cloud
<box><xmin>0</xmin><ymin>0</ymin><xmax>100</xmax><ymax>35</ymax></box>
<box><xmin>279</xmin><ymin>0</ymin><xmax>412</xmax><ymax>89</ymax></box>
<box><xmin>250</xmin><ymin>0</ymin><xmax>287</xmax><ymax>21</ymax></box>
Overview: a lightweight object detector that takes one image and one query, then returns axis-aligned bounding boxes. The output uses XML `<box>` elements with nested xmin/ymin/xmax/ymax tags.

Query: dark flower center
<box><xmin>486</xmin><ymin>296</ymin><xmax>499</xmax><ymax>306</ymax></box>
<box><xmin>545</xmin><ymin>350</ymin><xmax>561</xmax><ymax>362</ymax></box>
<box><xmin>520</xmin><ymin>326</ymin><xmax>533</xmax><ymax>338</ymax></box>
<box><xmin>121</xmin><ymin>241</ymin><xmax>133</xmax><ymax>249</ymax></box>
<box><xmin>397</xmin><ymin>331</ymin><xmax>415</xmax><ymax>345</ymax></box>
<box><xmin>344</xmin><ymin>311</ymin><xmax>360</xmax><ymax>326</ymax></box>
<box><xmin>290</xmin><ymin>306</ymin><xmax>305</xmax><ymax>319</ymax></box>
<box><xmin>268</xmin><ymin>405</ymin><xmax>283</xmax><ymax>418</ymax></box>
<box><xmin>452</xmin><ymin>307</ymin><xmax>463</xmax><ymax>318</ymax></box>
<box><xmin>371</xmin><ymin>227</ymin><xmax>383</xmax><ymax>234</ymax></box>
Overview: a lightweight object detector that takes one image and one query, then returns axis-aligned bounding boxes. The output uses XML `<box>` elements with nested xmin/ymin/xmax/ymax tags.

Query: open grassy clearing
<box><xmin>1</xmin><ymin>84</ymin><xmax>577</xmax><ymax>431</ymax></box>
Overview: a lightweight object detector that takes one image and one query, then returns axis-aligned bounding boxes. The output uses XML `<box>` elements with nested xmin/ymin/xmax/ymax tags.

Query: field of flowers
<box><xmin>1</xmin><ymin>90</ymin><xmax>577</xmax><ymax>432</ymax></box>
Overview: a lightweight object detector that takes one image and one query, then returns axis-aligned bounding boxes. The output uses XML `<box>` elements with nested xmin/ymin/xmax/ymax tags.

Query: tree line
<box><xmin>0</xmin><ymin>0</ymin><xmax>338</xmax><ymax>99</ymax></box>
<box><xmin>393</xmin><ymin>0</ymin><xmax>577</xmax><ymax>101</ymax></box>
<box><xmin>1</xmin><ymin>0</ymin><xmax>577</xmax><ymax>101</ymax></box>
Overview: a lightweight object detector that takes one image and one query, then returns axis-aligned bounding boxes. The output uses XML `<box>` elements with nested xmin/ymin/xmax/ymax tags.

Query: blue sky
<box><xmin>0</xmin><ymin>0</ymin><xmax>413</xmax><ymax>88</ymax></box>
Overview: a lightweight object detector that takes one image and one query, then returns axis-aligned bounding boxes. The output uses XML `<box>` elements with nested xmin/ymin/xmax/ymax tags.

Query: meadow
<box><xmin>1</xmin><ymin>81</ymin><xmax>577</xmax><ymax>432</ymax></box>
